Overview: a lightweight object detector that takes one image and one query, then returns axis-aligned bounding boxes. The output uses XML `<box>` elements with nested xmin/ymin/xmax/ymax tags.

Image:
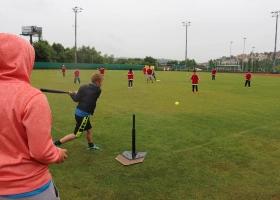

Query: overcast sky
<box><xmin>1</xmin><ymin>0</ymin><xmax>279</xmax><ymax>63</ymax></box>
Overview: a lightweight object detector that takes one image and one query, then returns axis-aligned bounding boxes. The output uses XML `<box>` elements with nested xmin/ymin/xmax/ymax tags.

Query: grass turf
<box><xmin>31</xmin><ymin>70</ymin><xmax>280</xmax><ymax>200</ymax></box>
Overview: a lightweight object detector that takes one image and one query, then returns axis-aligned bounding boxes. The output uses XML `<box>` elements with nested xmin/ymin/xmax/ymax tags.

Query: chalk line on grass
<box><xmin>173</xmin><ymin>123</ymin><xmax>277</xmax><ymax>153</ymax></box>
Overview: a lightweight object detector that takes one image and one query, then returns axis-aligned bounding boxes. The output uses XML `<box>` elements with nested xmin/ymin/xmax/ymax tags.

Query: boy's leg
<box><xmin>55</xmin><ymin>134</ymin><xmax>78</xmax><ymax>145</ymax></box>
<box><xmin>78</xmin><ymin>78</ymin><xmax>81</xmax><ymax>84</ymax></box>
<box><xmin>131</xmin><ymin>80</ymin><xmax>133</xmax><ymax>87</ymax></box>
<box><xmin>244</xmin><ymin>80</ymin><xmax>247</xmax><ymax>87</ymax></box>
<box><xmin>196</xmin><ymin>85</ymin><xmax>198</xmax><ymax>92</ymax></box>
<box><xmin>86</xmin><ymin>129</ymin><xmax>101</xmax><ymax>150</ymax></box>
<box><xmin>86</xmin><ymin>128</ymin><xmax>93</xmax><ymax>143</ymax></box>
<box><xmin>192</xmin><ymin>85</ymin><xmax>195</xmax><ymax>93</ymax></box>
<box><xmin>54</xmin><ymin>115</ymin><xmax>88</xmax><ymax>147</ymax></box>
<box><xmin>248</xmin><ymin>80</ymin><xmax>250</xmax><ymax>87</ymax></box>
<box><xmin>74</xmin><ymin>78</ymin><xmax>76</xmax><ymax>84</ymax></box>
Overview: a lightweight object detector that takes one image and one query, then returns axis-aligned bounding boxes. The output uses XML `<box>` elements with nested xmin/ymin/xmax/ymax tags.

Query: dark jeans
<box><xmin>245</xmin><ymin>80</ymin><xmax>251</xmax><ymax>87</ymax></box>
<box><xmin>74</xmin><ymin>77</ymin><xmax>80</xmax><ymax>84</ymax></box>
<box><xmin>128</xmin><ymin>80</ymin><xmax>133</xmax><ymax>87</ymax></box>
<box><xmin>212</xmin><ymin>75</ymin><xmax>215</xmax><ymax>80</ymax></box>
<box><xmin>192</xmin><ymin>85</ymin><xmax>198</xmax><ymax>92</ymax></box>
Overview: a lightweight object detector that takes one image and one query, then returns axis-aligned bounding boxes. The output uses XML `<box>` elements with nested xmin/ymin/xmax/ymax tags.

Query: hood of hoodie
<box><xmin>0</xmin><ymin>33</ymin><xmax>35</xmax><ymax>83</ymax></box>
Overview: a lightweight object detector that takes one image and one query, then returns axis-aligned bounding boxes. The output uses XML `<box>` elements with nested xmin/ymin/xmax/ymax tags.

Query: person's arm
<box><xmin>96</xmin><ymin>88</ymin><xmax>102</xmax><ymax>99</ymax></box>
<box><xmin>23</xmin><ymin>93</ymin><xmax>67</xmax><ymax>164</ymax></box>
<box><xmin>69</xmin><ymin>89</ymin><xmax>80</xmax><ymax>102</ymax></box>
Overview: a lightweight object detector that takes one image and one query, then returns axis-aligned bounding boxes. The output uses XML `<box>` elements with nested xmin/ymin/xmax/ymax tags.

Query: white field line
<box><xmin>174</xmin><ymin>123</ymin><xmax>278</xmax><ymax>153</ymax></box>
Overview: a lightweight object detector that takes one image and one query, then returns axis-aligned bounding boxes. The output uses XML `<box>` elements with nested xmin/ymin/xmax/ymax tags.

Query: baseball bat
<box><xmin>40</xmin><ymin>88</ymin><xmax>69</xmax><ymax>94</ymax></box>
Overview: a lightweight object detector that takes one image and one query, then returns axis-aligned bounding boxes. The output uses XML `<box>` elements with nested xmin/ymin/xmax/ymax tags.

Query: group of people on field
<box><xmin>188</xmin><ymin>67</ymin><xmax>252</xmax><ymax>93</ymax></box>
<box><xmin>142</xmin><ymin>65</ymin><xmax>156</xmax><ymax>83</ymax></box>
<box><xmin>0</xmin><ymin>33</ymin><xmax>254</xmax><ymax>199</ymax></box>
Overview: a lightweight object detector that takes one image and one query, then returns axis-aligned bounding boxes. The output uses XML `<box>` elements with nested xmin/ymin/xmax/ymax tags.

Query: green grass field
<box><xmin>31</xmin><ymin>70</ymin><xmax>280</xmax><ymax>200</ymax></box>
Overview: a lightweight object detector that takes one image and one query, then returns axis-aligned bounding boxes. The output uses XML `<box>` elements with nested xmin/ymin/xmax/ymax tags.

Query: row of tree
<box><xmin>33</xmin><ymin>40</ymin><xmax>114</xmax><ymax>64</ymax></box>
<box><xmin>32</xmin><ymin>39</ymin><xmax>200</xmax><ymax>67</ymax></box>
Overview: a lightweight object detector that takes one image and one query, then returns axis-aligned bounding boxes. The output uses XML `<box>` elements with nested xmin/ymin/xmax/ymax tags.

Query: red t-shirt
<box><xmin>147</xmin><ymin>68</ymin><xmax>153</xmax><ymax>75</ymax></box>
<box><xmin>245</xmin><ymin>73</ymin><xmax>252</xmax><ymax>80</ymax></box>
<box><xmin>62</xmin><ymin>66</ymin><xmax>66</xmax><ymax>72</ymax></box>
<box><xmin>74</xmin><ymin>70</ymin><xmax>80</xmax><ymax>77</ymax></box>
<box><xmin>99</xmin><ymin>68</ymin><xmax>105</xmax><ymax>75</ymax></box>
<box><xmin>212</xmin><ymin>69</ymin><xmax>216</xmax><ymax>75</ymax></box>
<box><xmin>127</xmin><ymin>71</ymin><xmax>134</xmax><ymax>80</ymax></box>
<box><xmin>142</xmin><ymin>67</ymin><xmax>147</xmax><ymax>73</ymax></box>
<box><xmin>191</xmin><ymin>74</ymin><xmax>199</xmax><ymax>85</ymax></box>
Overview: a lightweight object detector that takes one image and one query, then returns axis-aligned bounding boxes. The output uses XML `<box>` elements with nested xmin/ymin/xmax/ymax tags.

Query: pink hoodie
<box><xmin>0</xmin><ymin>33</ymin><xmax>64</xmax><ymax>195</ymax></box>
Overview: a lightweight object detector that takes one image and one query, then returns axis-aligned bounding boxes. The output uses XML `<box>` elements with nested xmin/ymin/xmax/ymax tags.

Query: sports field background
<box><xmin>31</xmin><ymin>70</ymin><xmax>280</xmax><ymax>200</ymax></box>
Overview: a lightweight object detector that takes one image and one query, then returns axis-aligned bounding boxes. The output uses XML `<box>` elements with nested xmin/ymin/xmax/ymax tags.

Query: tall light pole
<box><xmin>251</xmin><ymin>47</ymin><xmax>255</xmax><ymax>72</ymax></box>
<box><xmin>230</xmin><ymin>41</ymin><xmax>233</xmax><ymax>60</ymax></box>
<box><xmin>271</xmin><ymin>11</ymin><xmax>279</xmax><ymax>72</ymax></box>
<box><xmin>242</xmin><ymin>37</ymin><xmax>247</xmax><ymax>71</ymax></box>
<box><xmin>73</xmin><ymin>6</ymin><xmax>83</xmax><ymax>63</ymax></box>
<box><xmin>182</xmin><ymin>21</ymin><xmax>191</xmax><ymax>71</ymax></box>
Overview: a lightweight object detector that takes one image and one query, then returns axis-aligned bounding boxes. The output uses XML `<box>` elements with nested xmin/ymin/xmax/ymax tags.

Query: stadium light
<box><xmin>73</xmin><ymin>6</ymin><xmax>83</xmax><ymax>63</ymax></box>
<box><xmin>251</xmin><ymin>47</ymin><xmax>255</xmax><ymax>72</ymax></box>
<box><xmin>230</xmin><ymin>41</ymin><xmax>233</xmax><ymax>60</ymax></box>
<box><xmin>271</xmin><ymin>11</ymin><xmax>279</xmax><ymax>72</ymax></box>
<box><xmin>242</xmin><ymin>38</ymin><xmax>246</xmax><ymax>71</ymax></box>
<box><xmin>182</xmin><ymin>21</ymin><xmax>191</xmax><ymax>71</ymax></box>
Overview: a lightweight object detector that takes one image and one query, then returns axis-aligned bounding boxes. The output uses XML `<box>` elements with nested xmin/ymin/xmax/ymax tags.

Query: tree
<box><xmin>52</xmin><ymin>43</ymin><xmax>65</xmax><ymax>62</ymax></box>
<box><xmin>33</xmin><ymin>40</ymin><xmax>56</xmax><ymax>62</ymax></box>
<box><xmin>143</xmin><ymin>56</ymin><xmax>157</xmax><ymax>65</ymax></box>
<box><xmin>167</xmin><ymin>60</ymin><xmax>178</xmax><ymax>65</ymax></box>
<box><xmin>64</xmin><ymin>48</ymin><xmax>75</xmax><ymax>63</ymax></box>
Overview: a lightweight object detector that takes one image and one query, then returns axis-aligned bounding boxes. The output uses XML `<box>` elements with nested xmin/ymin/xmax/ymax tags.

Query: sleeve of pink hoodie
<box><xmin>22</xmin><ymin>93</ymin><xmax>63</xmax><ymax>164</ymax></box>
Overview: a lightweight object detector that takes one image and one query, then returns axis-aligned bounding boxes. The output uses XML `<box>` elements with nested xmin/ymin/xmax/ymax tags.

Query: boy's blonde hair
<box><xmin>91</xmin><ymin>73</ymin><xmax>103</xmax><ymax>83</ymax></box>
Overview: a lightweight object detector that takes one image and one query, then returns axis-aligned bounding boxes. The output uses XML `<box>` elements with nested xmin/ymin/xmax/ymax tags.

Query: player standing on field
<box><xmin>98</xmin><ymin>66</ymin><xmax>106</xmax><ymax>76</ymax></box>
<box><xmin>244</xmin><ymin>70</ymin><xmax>252</xmax><ymax>88</ymax></box>
<box><xmin>146</xmin><ymin>66</ymin><xmax>153</xmax><ymax>83</ymax></box>
<box><xmin>212</xmin><ymin>67</ymin><xmax>217</xmax><ymax>80</ymax></box>
<box><xmin>188</xmin><ymin>70</ymin><xmax>200</xmax><ymax>93</ymax></box>
<box><xmin>127</xmin><ymin>68</ymin><xmax>134</xmax><ymax>88</ymax></box>
<box><xmin>62</xmin><ymin>65</ymin><xmax>66</xmax><ymax>77</ymax></box>
<box><xmin>142</xmin><ymin>66</ymin><xmax>147</xmax><ymax>76</ymax></box>
<box><xmin>74</xmin><ymin>67</ymin><xmax>81</xmax><ymax>85</ymax></box>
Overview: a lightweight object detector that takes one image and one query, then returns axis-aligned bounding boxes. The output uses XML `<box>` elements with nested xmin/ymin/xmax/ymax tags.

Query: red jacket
<box><xmin>191</xmin><ymin>74</ymin><xmax>200</xmax><ymax>85</ymax></box>
<box><xmin>142</xmin><ymin>67</ymin><xmax>147</xmax><ymax>73</ymax></box>
<box><xmin>147</xmin><ymin>68</ymin><xmax>153</xmax><ymax>75</ymax></box>
<box><xmin>0</xmin><ymin>33</ymin><xmax>63</xmax><ymax>195</ymax></box>
<box><xmin>212</xmin><ymin>69</ymin><xmax>216</xmax><ymax>75</ymax></box>
<box><xmin>245</xmin><ymin>72</ymin><xmax>252</xmax><ymax>80</ymax></box>
<box><xmin>62</xmin><ymin>66</ymin><xmax>66</xmax><ymax>72</ymax></box>
<box><xmin>99</xmin><ymin>68</ymin><xmax>105</xmax><ymax>75</ymax></box>
<box><xmin>74</xmin><ymin>69</ymin><xmax>80</xmax><ymax>77</ymax></box>
<box><xmin>127</xmin><ymin>71</ymin><xmax>134</xmax><ymax>80</ymax></box>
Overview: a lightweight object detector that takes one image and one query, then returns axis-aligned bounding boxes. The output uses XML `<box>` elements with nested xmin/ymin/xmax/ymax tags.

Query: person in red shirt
<box><xmin>142</xmin><ymin>66</ymin><xmax>147</xmax><ymax>76</ymax></box>
<box><xmin>127</xmin><ymin>68</ymin><xmax>134</xmax><ymax>88</ymax></box>
<box><xmin>62</xmin><ymin>65</ymin><xmax>66</xmax><ymax>77</ymax></box>
<box><xmin>244</xmin><ymin>70</ymin><xmax>252</xmax><ymax>88</ymax></box>
<box><xmin>212</xmin><ymin>67</ymin><xmax>217</xmax><ymax>80</ymax></box>
<box><xmin>98</xmin><ymin>67</ymin><xmax>106</xmax><ymax>76</ymax></box>
<box><xmin>146</xmin><ymin>66</ymin><xmax>153</xmax><ymax>83</ymax></box>
<box><xmin>188</xmin><ymin>70</ymin><xmax>200</xmax><ymax>93</ymax></box>
<box><xmin>74</xmin><ymin>67</ymin><xmax>81</xmax><ymax>85</ymax></box>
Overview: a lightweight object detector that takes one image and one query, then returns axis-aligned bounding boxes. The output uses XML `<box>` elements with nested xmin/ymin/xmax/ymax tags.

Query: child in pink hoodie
<box><xmin>0</xmin><ymin>33</ymin><xmax>68</xmax><ymax>199</ymax></box>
